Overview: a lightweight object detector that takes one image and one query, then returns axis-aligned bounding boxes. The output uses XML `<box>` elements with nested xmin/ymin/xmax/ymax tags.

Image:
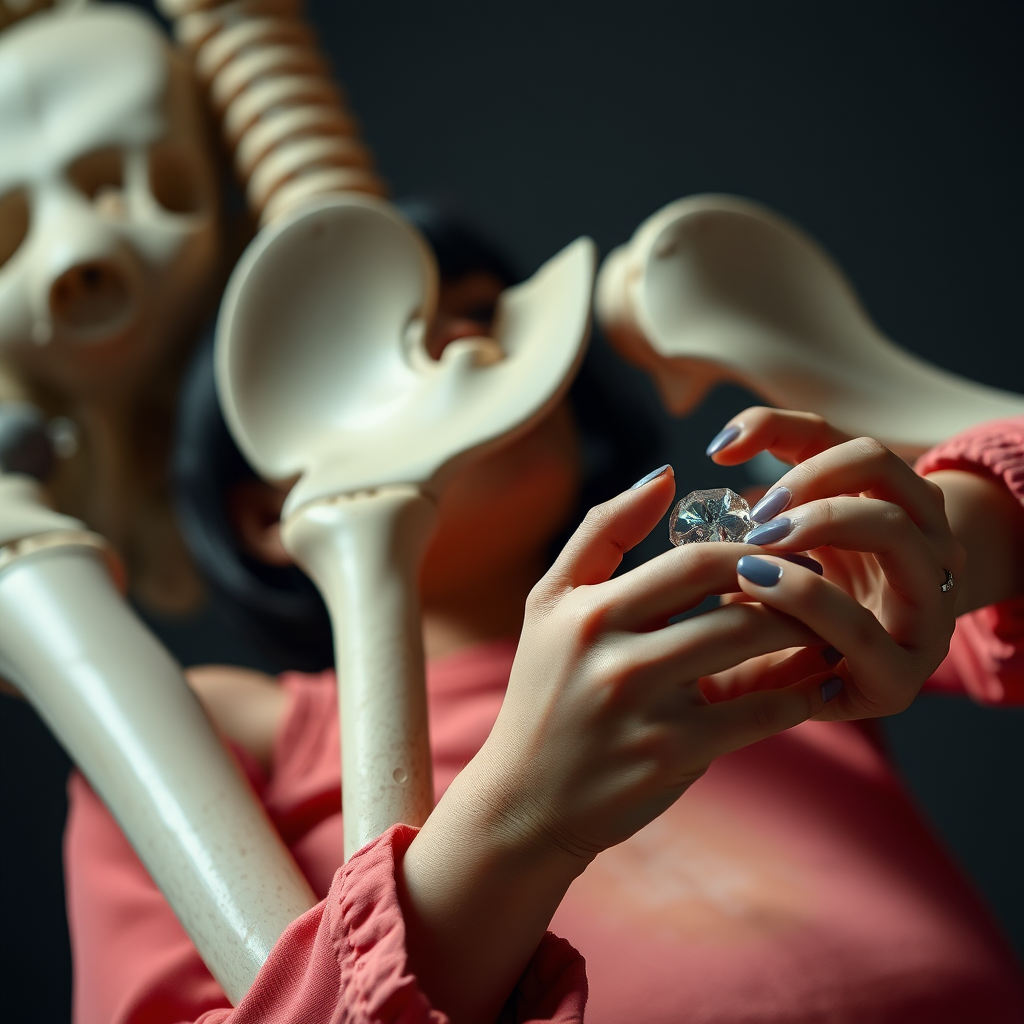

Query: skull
<box><xmin>0</xmin><ymin>4</ymin><xmax>220</xmax><ymax>398</ymax></box>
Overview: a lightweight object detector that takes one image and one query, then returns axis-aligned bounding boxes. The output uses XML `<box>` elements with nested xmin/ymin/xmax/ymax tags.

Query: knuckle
<box><xmin>878</xmin><ymin>500</ymin><xmax>914</xmax><ymax>537</ymax></box>
<box><xmin>921</xmin><ymin>476</ymin><xmax>947</xmax><ymax>513</ymax></box>
<box><xmin>849</xmin><ymin>435</ymin><xmax>892</xmax><ymax>468</ymax></box>
<box><xmin>848</xmin><ymin>606</ymin><xmax>884</xmax><ymax>653</ymax></box>
<box><xmin>740</xmin><ymin>405</ymin><xmax>776</xmax><ymax>427</ymax></box>
<box><xmin>751</xmin><ymin>698</ymin><xmax>782</xmax><ymax>736</ymax></box>
<box><xmin>524</xmin><ymin>579</ymin><xmax>551</xmax><ymax>616</ymax></box>
<box><xmin>584</xmin><ymin>646</ymin><xmax>641</xmax><ymax>709</ymax></box>
<box><xmin>564</xmin><ymin>585</ymin><xmax>612</xmax><ymax>638</ymax></box>
<box><xmin>814</xmin><ymin>496</ymin><xmax>843</xmax><ymax>529</ymax></box>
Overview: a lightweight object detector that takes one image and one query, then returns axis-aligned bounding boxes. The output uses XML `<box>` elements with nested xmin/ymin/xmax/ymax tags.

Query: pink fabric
<box><xmin>66</xmin><ymin>644</ymin><xmax>1023</xmax><ymax>1024</ymax></box>
<box><xmin>64</xmin><ymin>645</ymin><xmax>586</xmax><ymax>1024</ymax></box>
<box><xmin>64</xmin><ymin>419</ymin><xmax>1024</xmax><ymax>1023</ymax></box>
<box><xmin>918</xmin><ymin>415</ymin><xmax>1024</xmax><ymax>704</ymax></box>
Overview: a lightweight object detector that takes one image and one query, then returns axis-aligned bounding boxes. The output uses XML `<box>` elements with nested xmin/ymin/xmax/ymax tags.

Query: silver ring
<box><xmin>940</xmin><ymin>569</ymin><xmax>954</xmax><ymax>593</ymax></box>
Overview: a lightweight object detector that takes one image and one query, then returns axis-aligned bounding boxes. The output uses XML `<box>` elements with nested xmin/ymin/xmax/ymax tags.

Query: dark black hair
<box><xmin>0</xmin><ymin>402</ymin><xmax>54</xmax><ymax>480</ymax></box>
<box><xmin>173</xmin><ymin>200</ymin><xmax>662</xmax><ymax>670</ymax></box>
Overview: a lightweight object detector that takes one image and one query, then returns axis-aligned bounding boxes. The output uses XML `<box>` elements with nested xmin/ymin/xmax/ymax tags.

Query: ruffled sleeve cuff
<box><xmin>917</xmin><ymin>416</ymin><xmax>1024</xmax><ymax>705</ymax></box>
<box><xmin>195</xmin><ymin>825</ymin><xmax>587</xmax><ymax>1024</ymax></box>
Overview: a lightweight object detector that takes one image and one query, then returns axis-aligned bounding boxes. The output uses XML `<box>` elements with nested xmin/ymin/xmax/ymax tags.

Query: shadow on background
<box><xmin>0</xmin><ymin>2</ymin><xmax>1020</xmax><ymax>1020</ymax></box>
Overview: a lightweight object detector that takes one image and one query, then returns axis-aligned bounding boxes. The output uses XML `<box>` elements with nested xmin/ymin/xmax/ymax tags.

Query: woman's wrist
<box><xmin>399</xmin><ymin>753</ymin><xmax>587</xmax><ymax>1024</ymax></box>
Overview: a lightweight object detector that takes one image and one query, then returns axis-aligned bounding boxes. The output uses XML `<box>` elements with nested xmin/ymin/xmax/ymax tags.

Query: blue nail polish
<box><xmin>630</xmin><ymin>464</ymin><xmax>671</xmax><ymax>490</ymax></box>
<box><xmin>745</xmin><ymin>517</ymin><xmax>792</xmax><ymax>545</ymax></box>
<box><xmin>821</xmin><ymin>677</ymin><xmax>843</xmax><ymax>703</ymax></box>
<box><xmin>823</xmin><ymin>647</ymin><xmax>843</xmax><ymax>666</ymax></box>
<box><xmin>705</xmin><ymin>424</ymin><xmax>741</xmax><ymax>457</ymax></box>
<box><xmin>778</xmin><ymin>553</ymin><xmax>824</xmax><ymax>575</ymax></box>
<box><xmin>736</xmin><ymin>555</ymin><xmax>783</xmax><ymax>587</ymax></box>
<box><xmin>750</xmin><ymin>486</ymin><xmax>792</xmax><ymax>524</ymax></box>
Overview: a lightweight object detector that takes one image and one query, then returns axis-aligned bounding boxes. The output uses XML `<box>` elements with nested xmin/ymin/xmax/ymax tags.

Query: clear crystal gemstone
<box><xmin>669</xmin><ymin>487</ymin><xmax>753</xmax><ymax>546</ymax></box>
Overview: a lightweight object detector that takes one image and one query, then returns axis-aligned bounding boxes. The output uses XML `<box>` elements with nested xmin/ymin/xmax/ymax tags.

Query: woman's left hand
<box><xmin>701</xmin><ymin>407</ymin><xmax>965</xmax><ymax>720</ymax></box>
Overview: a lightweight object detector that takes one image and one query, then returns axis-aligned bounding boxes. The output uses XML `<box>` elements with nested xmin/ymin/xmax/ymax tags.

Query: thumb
<box><xmin>542</xmin><ymin>464</ymin><xmax>675</xmax><ymax>594</ymax></box>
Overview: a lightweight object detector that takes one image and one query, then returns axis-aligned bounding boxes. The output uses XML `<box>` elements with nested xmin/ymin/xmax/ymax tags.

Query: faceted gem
<box><xmin>669</xmin><ymin>487</ymin><xmax>753</xmax><ymax>546</ymax></box>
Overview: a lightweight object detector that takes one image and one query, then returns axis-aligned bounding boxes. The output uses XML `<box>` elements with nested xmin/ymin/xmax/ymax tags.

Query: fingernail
<box><xmin>736</xmin><ymin>555</ymin><xmax>783</xmax><ymax>587</ymax></box>
<box><xmin>822</xmin><ymin>646</ymin><xmax>843</xmax><ymax>666</ymax></box>
<box><xmin>750</xmin><ymin>486</ymin><xmax>792</xmax><ymax>524</ymax></box>
<box><xmin>630</xmin><ymin>464</ymin><xmax>671</xmax><ymax>490</ymax></box>
<box><xmin>778</xmin><ymin>552</ymin><xmax>823</xmax><ymax>575</ymax></box>
<box><xmin>705</xmin><ymin>424</ymin><xmax>741</xmax><ymax>457</ymax></box>
<box><xmin>821</xmin><ymin>677</ymin><xmax>843</xmax><ymax>703</ymax></box>
<box><xmin>745</xmin><ymin>517</ymin><xmax>792</xmax><ymax>545</ymax></box>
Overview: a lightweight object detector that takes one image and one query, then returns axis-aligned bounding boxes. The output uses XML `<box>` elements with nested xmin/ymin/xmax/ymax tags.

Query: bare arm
<box><xmin>184</xmin><ymin>665</ymin><xmax>288</xmax><ymax>773</ymax></box>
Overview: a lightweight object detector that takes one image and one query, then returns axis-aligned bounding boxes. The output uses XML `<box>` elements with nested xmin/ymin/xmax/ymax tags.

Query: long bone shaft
<box><xmin>0</xmin><ymin>473</ymin><xmax>317</xmax><ymax>1004</ymax></box>
<box><xmin>282</xmin><ymin>487</ymin><xmax>435</xmax><ymax>857</ymax></box>
<box><xmin>164</xmin><ymin>1</ymin><xmax>596</xmax><ymax>859</ymax></box>
<box><xmin>217</xmin><ymin>196</ymin><xmax>596</xmax><ymax>859</ymax></box>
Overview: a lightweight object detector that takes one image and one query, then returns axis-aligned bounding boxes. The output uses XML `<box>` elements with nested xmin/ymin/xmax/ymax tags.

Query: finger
<box><xmin>539</xmin><ymin>465</ymin><xmax>675</xmax><ymax>598</ymax></box>
<box><xmin>705</xmin><ymin>407</ymin><xmax>852</xmax><ymax>467</ymax></box>
<box><xmin>750</xmin><ymin>438</ymin><xmax>949</xmax><ymax>538</ymax></box>
<box><xmin>622</xmin><ymin>600</ymin><xmax>820</xmax><ymax>684</ymax></box>
<box><xmin>603</xmin><ymin>537</ymin><xmax>826</xmax><ymax>631</ymax></box>
<box><xmin>734</xmin><ymin>554</ymin><xmax>946</xmax><ymax>718</ymax></box>
<box><xmin>601</xmin><ymin>541</ymin><xmax>751</xmax><ymax>629</ymax></box>
<box><xmin>745</xmin><ymin>495</ymin><xmax>947</xmax><ymax>607</ymax></box>
<box><xmin>685</xmin><ymin>681</ymin><xmax>823</xmax><ymax>761</ymax></box>
<box><xmin>700</xmin><ymin>644</ymin><xmax>838</xmax><ymax>702</ymax></box>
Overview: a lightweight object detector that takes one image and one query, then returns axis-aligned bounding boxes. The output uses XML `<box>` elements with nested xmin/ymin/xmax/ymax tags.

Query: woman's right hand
<box><xmin>401</xmin><ymin>464</ymin><xmax>841</xmax><ymax>1024</ymax></box>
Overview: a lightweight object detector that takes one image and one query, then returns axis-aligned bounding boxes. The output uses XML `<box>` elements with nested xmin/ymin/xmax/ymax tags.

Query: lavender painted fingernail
<box><xmin>630</xmin><ymin>464</ymin><xmax>671</xmax><ymax>490</ymax></box>
<box><xmin>821</xmin><ymin>677</ymin><xmax>843</xmax><ymax>703</ymax></box>
<box><xmin>706</xmin><ymin>424</ymin><xmax>741</xmax><ymax>457</ymax></box>
<box><xmin>822</xmin><ymin>646</ymin><xmax>843</xmax><ymax>666</ymax></box>
<box><xmin>750</xmin><ymin>486</ymin><xmax>792</xmax><ymax>524</ymax></box>
<box><xmin>745</xmin><ymin>517</ymin><xmax>792</xmax><ymax>545</ymax></box>
<box><xmin>778</xmin><ymin>553</ymin><xmax>824</xmax><ymax>575</ymax></box>
<box><xmin>736</xmin><ymin>555</ymin><xmax>783</xmax><ymax>587</ymax></box>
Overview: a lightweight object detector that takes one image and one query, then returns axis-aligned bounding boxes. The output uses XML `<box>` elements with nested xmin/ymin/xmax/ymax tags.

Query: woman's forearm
<box><xmin>398</xmin><ymin>752</ymin><xmax>587</xmax><ymax>1024</ymax></box>
<box><xmin>927</xmin><ymin>469</ymin><xmax>1024</xmax><ymax>615</ymax></box>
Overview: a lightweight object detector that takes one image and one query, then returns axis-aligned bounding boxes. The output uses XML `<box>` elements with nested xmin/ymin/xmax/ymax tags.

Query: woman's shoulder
<box><xmin>185</xmin><ymin>664</ymin><xmax>294</xmax><ymax>773</ymax></box>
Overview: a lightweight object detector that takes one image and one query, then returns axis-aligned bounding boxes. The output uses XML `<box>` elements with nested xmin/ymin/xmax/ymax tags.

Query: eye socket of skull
<box><xmin>67</xmin><ymin>148</ymin><xmax>125</xmax><ymax>207</ymax></box>
<box><xmin>0</xmin><ymin>189</ymin><xmax>29</xmax><ymax>272</ymax></box>
<box><xmin>147</xmin><ymin>141</ymin><xmax>209</xmax><ymax>217</ymax></box>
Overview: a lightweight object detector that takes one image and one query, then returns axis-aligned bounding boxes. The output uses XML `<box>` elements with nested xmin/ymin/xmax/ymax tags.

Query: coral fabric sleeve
<box><xmin>64</xmin><ymin>760</ymin><xmax>586</xmax><ymax>1024</ymax></box>
<box><xmin>917</xmin><ymin>415</ymin><xmax>1024</xmax><ymax>705</ymax></box>
<box><xmin>66</xmin><ymin>643</ymin><xmax>1023</xmax><ymax>1023</ymax></box>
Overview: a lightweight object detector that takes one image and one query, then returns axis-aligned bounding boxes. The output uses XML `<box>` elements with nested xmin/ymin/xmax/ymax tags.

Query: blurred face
<box><xmin>419</xmin><ymin>270</ymin><xmax>581</xmax><ymax>600</ymax></box>
<box><xmin>234</xmin><ymin>269</ymin><xmax>583</xmax><ymax>595</ymax></box>
<box><xmin>0</xmin><ymin>7</ymin><xmax>220</xmax><ymax>398</ymax></box>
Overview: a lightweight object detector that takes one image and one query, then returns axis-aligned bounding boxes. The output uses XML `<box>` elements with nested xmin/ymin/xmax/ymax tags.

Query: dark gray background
<box><xmin>1</xmin><ymin>2</ymin><xmax>1021</xmax><ymax>1020</ymax></box>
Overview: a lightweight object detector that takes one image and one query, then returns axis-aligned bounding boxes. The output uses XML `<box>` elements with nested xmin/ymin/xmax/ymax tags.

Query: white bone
<box><xmin>217</xmin><ymin>193</ymin><xmax>595</xmax><ymax>857</ymax></box>
<box><xmin>597</xmin><ymin>195</ymin><xmax>1024</xmax><ymax>454</ymax></box>
<box><xmin>0</xmin><ymin>6</ymin><xmax>220</xmax><ymax>394</ymax></box>
<box><xmin>0</xmin><ymin>472</ymin><xmax>316</xmax><ymax>1003</ymax></box>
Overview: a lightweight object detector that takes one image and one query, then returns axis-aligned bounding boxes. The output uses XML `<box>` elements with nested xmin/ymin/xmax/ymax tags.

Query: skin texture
<box><xmin>187</xmin><ymin>367</ymin><xmax>1019</xmax><ymax>1020</ymax></box>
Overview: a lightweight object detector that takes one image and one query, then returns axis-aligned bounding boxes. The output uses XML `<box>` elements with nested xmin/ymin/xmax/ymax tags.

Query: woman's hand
<box><xmin>474</xmin><ymin>464</ymin><xmax>836</xmax><ymax>860</ymax></box>
<box><xmin>401</xmin><ymin>464</ymin><xmax>842</xmax><ymax>1024</ymax></box>
<box><xmin>702</xmin><ymin>407</ymin><xmax>965</xmax><ymax>720</ymax></box>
